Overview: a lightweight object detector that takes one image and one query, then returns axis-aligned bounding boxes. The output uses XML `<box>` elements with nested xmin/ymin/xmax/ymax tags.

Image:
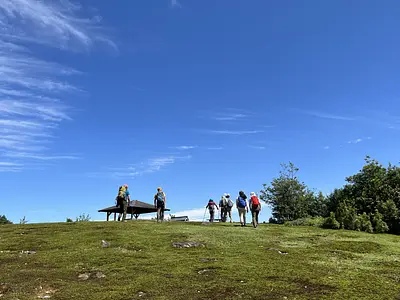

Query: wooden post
<box><xmin>131</xmin><ymin>213</ymin><xmax>133</xmax><ymax>220</ymax></box>
<box><xmin>106</xmin><ymin>212</ymin><xmax>111</xmax><ymax>221</ymax></box>
<box><xmin>134</xmin><ymin>214</ymin><xmax>139</xmax><ymax>220</ymax></box>
<box><xmin>114</xmin><ymin>213</ymin><xmax>116</xmax><ymax>221</ymax></box>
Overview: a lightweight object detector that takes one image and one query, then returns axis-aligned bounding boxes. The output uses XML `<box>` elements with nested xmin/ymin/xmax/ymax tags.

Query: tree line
<box><xmin>260</xmin><ymin>156</ymin><xmax>400</xmax><ymax>234</ymax></box>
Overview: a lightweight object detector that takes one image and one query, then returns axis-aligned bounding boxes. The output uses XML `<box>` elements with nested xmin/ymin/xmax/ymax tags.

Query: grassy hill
<box><xmin>1</xmin><ymin>221</ymin><xmax>399</xmax><ymax>300</ymax></box>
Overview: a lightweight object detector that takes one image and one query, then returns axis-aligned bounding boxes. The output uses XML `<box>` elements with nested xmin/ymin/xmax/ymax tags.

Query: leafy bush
<box><xmin>19</xmin><ymin>216</ymin><xmax>28</xmax><ymax>224</ymax></box>
<box><xmin>0</xmin><ymin>215</ymin><xmax>12</xmax><ymax>225</ymax></box>
<box><xmin>322</xmin><ymin>212</ymin><xmax>340</xmax><ymax>229</ymax></box>
<box><xmin>356</xmin><ymin>213</ymin><xmax>373</xmax><ymax>233</ymax></box>
<box><xmin>268</xmin><ymin>217</ymin><xmax>279</xmax><ymax>224</ymax></box>
<box><xmin>372</xmin><ymin>211</ymin><xmax>389</xmax><ymax>233</ymax></box>
<box><xmin>66</xmin><ymin>218</ymin><xmax>73</xmax><ymax>223</ymax></box>
<box><xmin>285</xmin><ymin>217</ymin><xmax>325</xmax><ymax>227</ymax></box>
<box><xmin>75</xmin><ymin>213</ymin><xmax>91</xmax><ymax>222</ymax></box>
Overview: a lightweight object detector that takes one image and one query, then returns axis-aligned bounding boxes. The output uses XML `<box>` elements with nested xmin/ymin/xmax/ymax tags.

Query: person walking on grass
<box><xmin>154</xmin><ymin>187</ymin><xmax>166</xmax><ymax>222</ymax></box>
<box><xmin>225</xmin><ymin>194</ymin><xmax>234</xmax><ymax>223</ymax></box>
<box><xmin>236</xmin><ymin>191</ymin><xmax>249</xmax><ymax>227</ymax></box>
<box><xmin>206</xmin><ymin>199</ymin><xmax>219</xmax><ymax>222</ymax></box>
<box><xmin>249</xmin><ymin>192</ymin><xmax>261</xmax><ymax>228</ymax></box>
<box><xmin>219</xmin><ymin>194</ymin><xmax>228</xmax><ymax>222</ymax></box>
<box><xmin>117</xmin><ymin>184</ymin><xmax>130</xmax><ymax>222</ymax></box>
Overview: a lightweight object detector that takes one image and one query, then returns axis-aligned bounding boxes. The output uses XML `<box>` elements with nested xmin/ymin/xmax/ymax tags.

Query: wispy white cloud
<box><xmin>209</xmin><ymin>130</ymin><xmax>263</xmax><ymax>135</ymax></box>
<box><xmin>323</xmin><ymin>146</ymin><xmax>330</xmax><ymax>150</ymax></box>
<box><xmin>171</xmin><ymin>0</ymin><xmax>182</xmax><ymax>8</ymax></box>
<box><xmin>207</xmin><ymin>147</ymin><xmax>223</xmax><ymax>150</ymax></box>
<box><xmin>169</xmin><ymin>145</ymin><xmax>197</xmax><ymax>150</ymax></box>
<box><xmin>0</xmin><ymin>0</ymin><xmax>116</xmax><ymax>51</ymax></box>
<box><xmin>348</xmin><ymin>138</ymin><xmax>363</xmax><ymax>144</ymax></box>
<box><xmin>90</xmin><ymin>155</ymin><xmax>192</xmax><ymax>179</ymax></box>
<box><xmin>300</xmin><ymin>110</ymin><xmax>355</xmax><ymax>121</ymax></box>
<box><xmin>248</xmin><ymin>145</ymin><xmax>266</xmax><ymax>150</ymax></box>
<box><xmin>0</xmin><ymin>0</ymin><xmax>113</xmax><ymax>171</ymax></box>
<box><xmin>3</xmin><ymin>152</ymin><xmax>80</xmax><ymax>160</ymax></box>
<box><xmin>214</xmin><ymin>113</ymin><xmax>247</xmax><ymax>121</ymax></box>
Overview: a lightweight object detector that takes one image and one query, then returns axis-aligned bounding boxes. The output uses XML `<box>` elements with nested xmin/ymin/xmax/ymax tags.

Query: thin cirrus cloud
<box><xmin>299</xmin><ymin>110</ymin><xmax>355</xmax><ymax>121</ymax></box>
<box><xmin>209</xmin><ymin>130</ymin><xmax>263</xmax><ymax>135</ymax></box>
<box><xmin>90</xmin><ymin>155</ymin><xmax>192</xmax><ymax>179</ymax></box>
<box><xmin>348</xmin><ymin>137</ymin><xmax>371</xmax><ymax>144</ymax></box>
<box><xmin>0</xmin><ymin>0</ymin><xmax>114</xmax><ymax>172</ymax></box>
<box><xmin>169</xmin><ymin>145</ymin><xmax>197</xmax><ymax>150</ymax></box>
<box><xmin>170</xmin><ymin>0</ymin><xmax>182</xmax><ymax>8</ymax></box>
<box><xmin>248</xmin><ymin>145</ymin><xmax>266</xmax><ymax>150</ymax></box>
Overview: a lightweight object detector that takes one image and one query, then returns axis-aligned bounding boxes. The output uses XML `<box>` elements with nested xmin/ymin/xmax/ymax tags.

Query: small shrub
<box><xmin>285</xmin><ymin>217</ymin><xmax>325</xmax><ymax>227</ymax></box>
<box><xmin>268</xmin><ymin>217</ymin><xmax>279</xmax><ymax>224</ymax></box>
<box><xmin>322</xmin><ymin>212</ymin><xmax>340</xmax><ymax>229</ymax></box>
<box><xmin>356</xmin><ymin>213</ymin><xmax>373</xmax><ymax>233</ymax></box>
<box><xmin>75</xmin><ymin>213</ymin><xmax>91</xmax><ymax>222</ymax></box>
<box><xmin>0</xmin><ymin>215</ymin><xmax>12</xmax><ymax>225</ymax></box>
<box><xmin>19</xmin><ymin>216</ymin><xmax>28</xmax><ymax>224</ymax></box>
<box><xmin>372</xmin><ymin>211</ymin><xmax>389</xmax><ymax>233</ymax></box>
<box><xmin>66</xmin><ymin>218</ymin><xmax>73</xmax><ymax>223</ymax></box>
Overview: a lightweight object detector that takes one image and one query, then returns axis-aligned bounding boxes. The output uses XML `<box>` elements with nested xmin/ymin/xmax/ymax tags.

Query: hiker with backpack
<box><xmin>154</xmin><ymin>187</ymin><xmax>166</xmax><ymax>222</ymax></box>
<box><xmin>249</xmin><ymin>192</ymin><xmax>261</xmax><ymax>228</ymax></box>
<box><xmin>116</xmin><ymin>184</ymin><xmax>130</xmax><ymax>222</ymax></box>
<box><xmin>225</xmin><ymin>194</ymin><xmax>234</xmax><ymax>223</ymax></box>
<box><xmin>236</xmin><ymin>191</ymin><xmax>249</xmax><ymax>227</ymax></box>
<box><xmin>206</xmin><ymin>199</ymin><xmax>219</xmax><ymax>222</ymax></box>
<box><xmin>219</xmin><ymin>194</ymin><xmax>228</xmax><ymax>222</ymax></box>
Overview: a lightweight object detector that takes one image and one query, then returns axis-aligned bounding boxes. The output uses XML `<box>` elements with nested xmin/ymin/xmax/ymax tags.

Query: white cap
<box><xmin>250</xmin><ymin>192</ymin><xmax>256</xmax><ymax>196</ymax></box>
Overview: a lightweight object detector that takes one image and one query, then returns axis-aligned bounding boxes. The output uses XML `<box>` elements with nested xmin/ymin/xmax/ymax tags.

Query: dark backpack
<box><xmin>227</xmin><ymin>199</ymin><xmax>233</xmax><ymax>208</ymax></box>
<box><xmin>237</xmin><ymin>196</ymin><xmax>246</xmax><ymax>208</ymax></box>
<box><xmin>156</xmin><ymin>192</ymin><xmax>165</xmax><ymax>203</ymax></box>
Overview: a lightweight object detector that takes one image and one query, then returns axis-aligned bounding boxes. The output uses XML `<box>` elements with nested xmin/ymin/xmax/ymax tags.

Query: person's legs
<box><xmin>157</xmin><ymin>207</ymin><xmax>161</xmax><ymax>222</ymax></box>
<box><xmin>228</xmin><ymin>209</ymin><xmax>232</xmax><ymax>223</ymax></box>
<box><xmin>121</xmin><ymin>200</ymin><xmax>128</xmax><ymax>222</ymax></box>
<box><xmin>252</xmin><ymin>210</ymin><xmax>259</xmax><ymax>228</ymax></box>
<box><xmin>160</xmin><ymin>205</ymin><xmax>164</xmax><ymax>222</ymax></box>
<box><xmin>238</xmin><ymin>208</ymin><xmax>245</xmax><ymax>226</ymax></box>
<box><xmin>256</xmin><ymin>211</ymin><xmax>259</xmax><ymax>227</ymax></box>
<box><xmin>210</xmin><ymin>210</ymin><xmax>214</xmax><ymax>222</ymax></box>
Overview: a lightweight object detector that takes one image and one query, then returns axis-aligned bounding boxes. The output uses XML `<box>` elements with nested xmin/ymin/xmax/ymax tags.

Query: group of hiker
<box><xmin>115</xmin><ymin>185</ymin><xmax>166</xmax><ymax>222</ymax></box>
<box><xmin>206</xmin><ymin>191</ymin><xmax>262</xmax><ymax>228</ymax></box>
<box><xmin>114</xmin><ymin>185</ymin><xmax>261</xmax><ymax>227</ymax></box>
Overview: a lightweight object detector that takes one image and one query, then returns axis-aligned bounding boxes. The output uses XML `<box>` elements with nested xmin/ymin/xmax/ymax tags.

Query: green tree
<box><xmin>260</xmin><ymin>162</ymin><xmax>309</xmax><ymax>223</ymax></box>
<box><xmin>0</xmin><ymin>215</ymin><xmax>13</xmax><ymax>225</ymax></box>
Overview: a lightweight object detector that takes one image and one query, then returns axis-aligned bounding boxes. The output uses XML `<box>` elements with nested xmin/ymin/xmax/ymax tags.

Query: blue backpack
<box><xmin>237</xmin><ymin>196</ymin><xmax>246</xmax><ymax>208</ymax></box>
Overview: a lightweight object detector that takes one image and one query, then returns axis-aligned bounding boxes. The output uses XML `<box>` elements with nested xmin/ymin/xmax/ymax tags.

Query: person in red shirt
<box><xmin>249</xmin><ymin>192</ymin><xmax>261</xmax><ymax>228</ymax></box>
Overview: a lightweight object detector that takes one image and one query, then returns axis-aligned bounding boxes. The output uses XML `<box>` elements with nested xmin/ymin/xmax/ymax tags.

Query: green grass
<box><xmin>1</xmin><ymin>221</ymin><xmax>400</xmax><ymax>299</ymax></box>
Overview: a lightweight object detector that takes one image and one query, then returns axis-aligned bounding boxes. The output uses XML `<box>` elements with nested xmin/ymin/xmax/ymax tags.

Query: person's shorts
<box><xmin>157</xmin><ymin>201</ymin><xmax>165</xmax><ymax>209</ymax></box>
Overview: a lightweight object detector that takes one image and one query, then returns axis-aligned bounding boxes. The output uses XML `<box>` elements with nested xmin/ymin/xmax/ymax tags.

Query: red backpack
<box><xmin>251</xmin><ymin>195</ymin><xmax>260</xmax><ymax>206</ymax></box>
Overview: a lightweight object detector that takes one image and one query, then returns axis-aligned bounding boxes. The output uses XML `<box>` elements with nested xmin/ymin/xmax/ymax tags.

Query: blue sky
<box><xmin>1</xmin><ymin>0</ymin><xmax>400</xmax><ymax>223</ymax></box>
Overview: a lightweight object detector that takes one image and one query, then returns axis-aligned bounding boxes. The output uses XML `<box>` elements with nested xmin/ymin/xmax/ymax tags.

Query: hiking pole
<box><xmin>201</xmin><ymin>207</ymin><xmax>207</xmax><ymax>223</ymax></box>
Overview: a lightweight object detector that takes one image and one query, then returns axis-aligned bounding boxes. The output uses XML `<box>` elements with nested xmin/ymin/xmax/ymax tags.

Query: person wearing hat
<box><xmin>225</xmin><ymin>193</ymin><xmax>234</xmax><ymax>223</ymax></box>
<box><xmin>206</xmin><ymin>199</ymin><xmax>219</xmax><ymax>222</ymax></box>
<box><xmin>249</xmin><ymin>192</ymin><xmax>261</xmax><ymax>228</ymax></box>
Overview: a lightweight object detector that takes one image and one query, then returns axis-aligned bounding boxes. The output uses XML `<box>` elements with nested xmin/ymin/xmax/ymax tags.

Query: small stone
<box><xmin>101</xmin><ymin>240</ymin><xmax>110</xmax><ymax>248</ymax></box>
<box><xmin>78</xmin><ymin>273</ymin><xmax>90</xmax><ymax>281</ymax></box>
<box><xmin>21</xmin><ymin>250</ymin><xmax>36</xmax><ymax>255</ymax></box>
<box><xmin>198</xmin><ymin>269</ymin><xmax>210</xmax><ymax>275</ymax></box>
<box><xmin>137</xmin><ymin>292</ymin><xmax>146</xmax><ymax>297</ymax></box>
<box><xmin>94</xmin><ymin>272</ymin><xmax>105</xmax><ymax>279</ymax></box>
<box><xmin>172</xmin><ymin>241</ymin><xmax>204</xmax><ymax>248</ymax></box>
